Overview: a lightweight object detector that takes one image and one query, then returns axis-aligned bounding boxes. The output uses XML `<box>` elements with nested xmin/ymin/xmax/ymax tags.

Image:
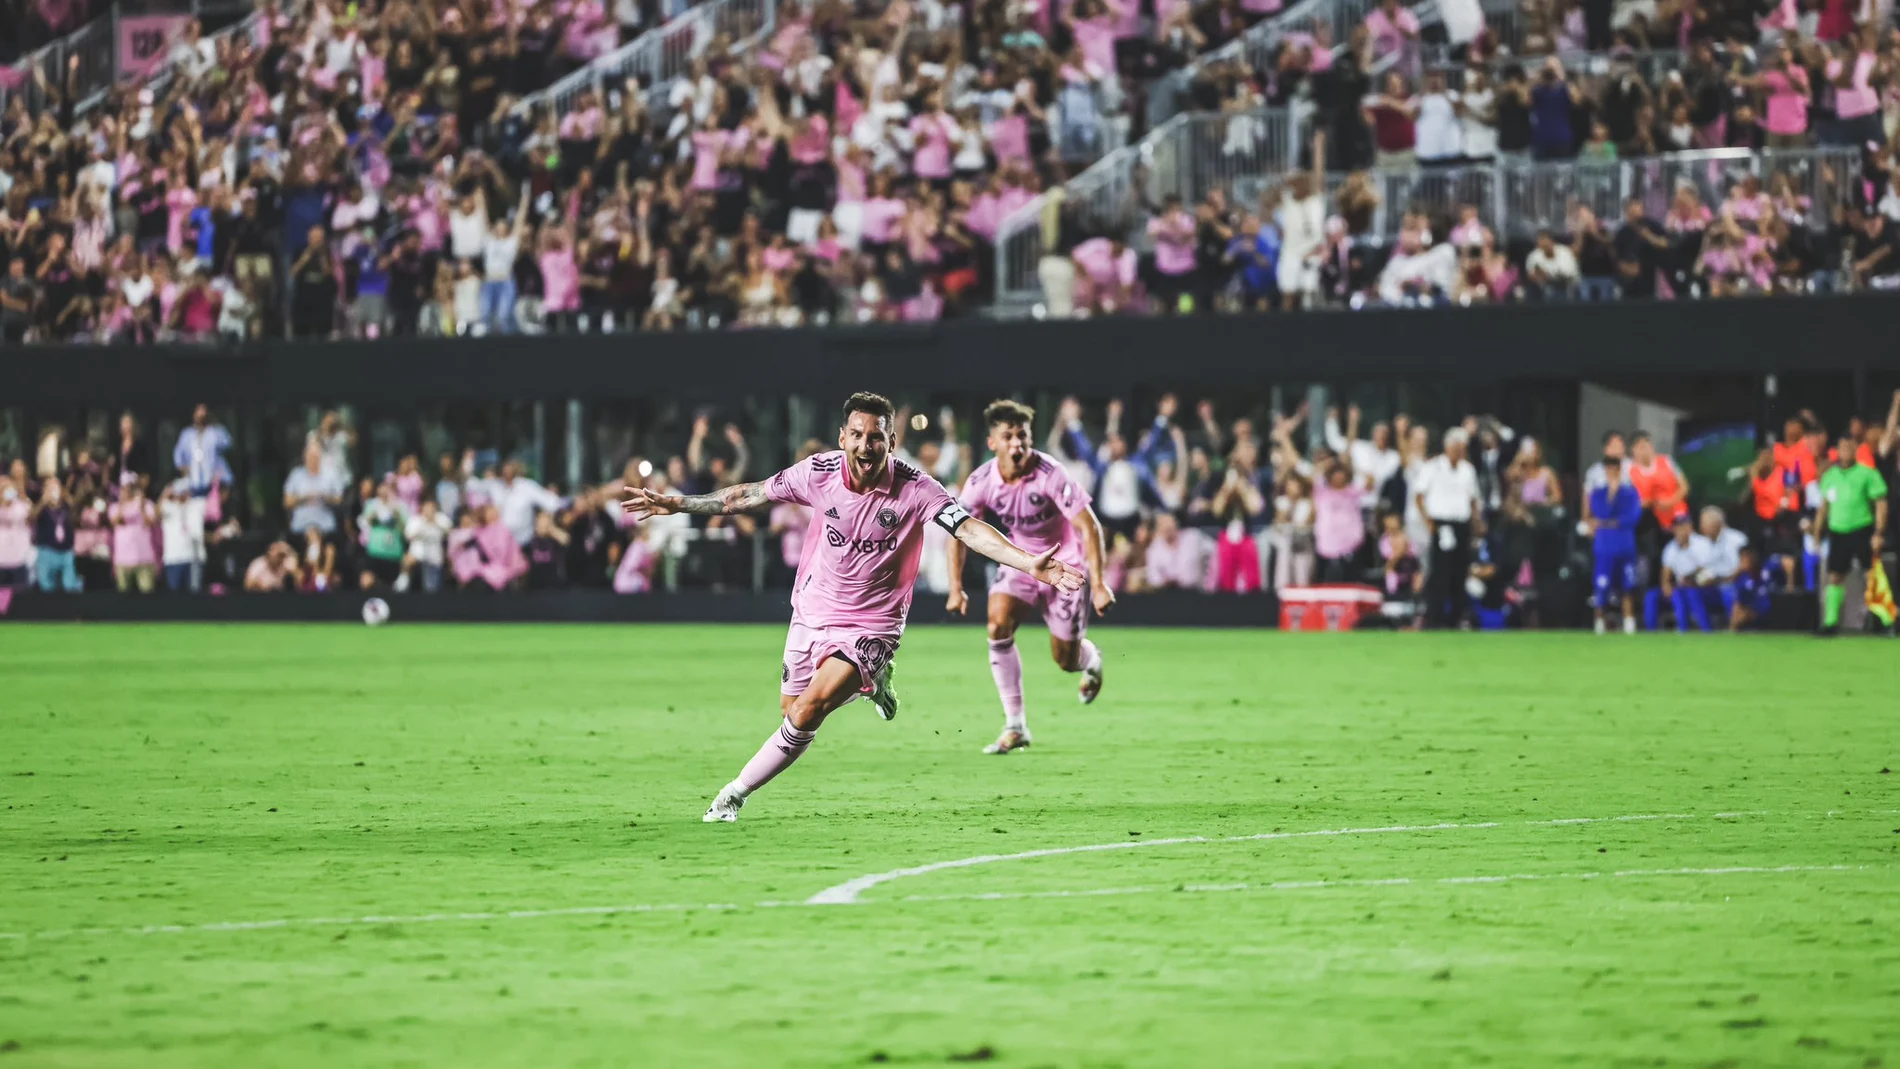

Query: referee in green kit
<box><xmin>1814</xmin><ymin>432</ymin><xmax>1888</xmax><ymax>635</ymax></box>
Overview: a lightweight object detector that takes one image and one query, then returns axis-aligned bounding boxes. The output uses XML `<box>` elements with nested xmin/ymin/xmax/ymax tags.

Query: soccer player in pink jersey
<box><xmin>946</xmin><ymin>400</ymin><xmax>1115</xmax><ymax>755</ymax></box>
<box><xmin>620</xmin><ymin>392</ymin><xmax>1084</xmax><ymax>822</ymax></box>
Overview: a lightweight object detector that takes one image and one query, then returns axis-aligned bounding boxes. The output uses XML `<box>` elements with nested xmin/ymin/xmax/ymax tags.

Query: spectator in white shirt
<box><xmin>1458</xmin><ymin>68</ymin><xmax>1498</xmax><ymax>161</ymax></box>
<box><xmin>495</xmin><ymin>461</ymin><xmax>565</xmax><ymax>545</ymax></box>
<box><xmin>1324</xmin><ymin>405</ymin><xmax>1401</xmax><ymax>509</ymax></box>
<box><xmin>1413</xmin><ymin>428</ymin><xmax>1484</xmax><ymax>628</ymax></box>
<box><xmin>1415</xmin><ymin>71</ymin><xmax>1464</xmax><ymax>163</ymax></box>
<box><xmin>1652</xmin><ymin>514</ymin><xmax>1717</xmax><ymax>631</ymax></box>
<box><xmin>404</xmin><ymin>498</ymin><xmax>453</xmax><ymax>593</ymax></box>
<box><xmin>480</xmin><ymin>189</ymin><xmax>532</xmax><ymax>335</ymax></box>
<box><xmin>1525</xmin><ymin>230</ymin><xmax>1581</xmax><ymax>299</ymax></box>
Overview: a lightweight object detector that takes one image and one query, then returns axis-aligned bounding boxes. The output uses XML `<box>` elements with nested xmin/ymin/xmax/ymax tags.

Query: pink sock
<box><xmin>1076</xmin><ymin>639</ymin><xmax>1102</xmax><ymax>674</ymax></box>
<box><xmin>735</xmin><ymin>719</ymin><xmax>815</xmax><ymax>794</ymax></box>
<box><xmin>989</xmin><ymin>637</ymin><xmax>1026</xmax><ymax>731</ymax></box>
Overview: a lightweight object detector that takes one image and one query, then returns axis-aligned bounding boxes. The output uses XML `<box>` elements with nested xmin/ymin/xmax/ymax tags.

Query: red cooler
<box><xmin>1278</xmin><ymin>585</ymin><xmax>1383</xmax><ymax>631</ymax></box>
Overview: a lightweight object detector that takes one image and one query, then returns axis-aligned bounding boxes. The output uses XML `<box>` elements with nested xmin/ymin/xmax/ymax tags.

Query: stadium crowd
<box><xmin>4</xmin><ymin>0</ymin><xmax>1893</xmax><ymax>341</ymax></box>
<box><xmin>2</xmin><ymin>391</ymin><xmax>1895</xmax><ymax>631</ymax></box>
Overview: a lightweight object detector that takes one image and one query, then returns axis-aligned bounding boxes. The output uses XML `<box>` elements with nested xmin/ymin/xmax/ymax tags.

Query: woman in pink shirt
<box><xmin>108</xmin><ymin>483</ymin><xmax>159</xmax><ymax>593</ymax></box>
<box><xmin>859</xmin><ymin>174</ymin><xmax>908</xmax><ymax>254</ymax></box>
<box><xmin>908</xmin><ymin>95</ymin><xmax>958</xmax><ymax>185</ymax></box>
<box><xmin>164</xmin><ymin>173</ymin><xmax>199</xmax><ymax>256</ymax></box>
<box><xmin>1744</xmin><ymin>46</ymin><xmax>1810</xmax><ymax>148</ymax></box>
<box><xmin>538</xmin><ymin>222</ymin><xmax>581</xmax><ymax>331</ymax></box>
<box><xmin>1146</xmin><ymin>195</ymin><xmax>1199</xmax><ymax>313</ymax></box>
<box><xmin>1822</xmin><ymin>34</ymin><xmax>1882</xmax><ymax>148</ymax></box>
<box><xmin>690</xmin><ymin>115</ymin><xmax>728</xmax><ymax>193</ymax></box>
<box><xmin>1312</xmin><ymin>457</ymin><xmax>1365</xmax><ymax>581</ymax></box>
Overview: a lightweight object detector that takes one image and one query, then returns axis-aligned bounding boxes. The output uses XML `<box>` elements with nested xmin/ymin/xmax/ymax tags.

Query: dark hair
<box><xmin>984</xmin><ymin>399</ymin><xmax>1036</xmax><ymax>429</ymax></box>
<box><xmin>1630</xmin><ymin>431</ymin><xmax>1653</xmax><ymax>446</ymax></box>
<box><xmin>1601</xmin><ymin>430</ymin><xmax>1624</xmax><ymax>445</ymax></box>
<box><xmin>842</xmin><ymin>391</ymin><xmax>896</xmax><ymax>427</ymax></box>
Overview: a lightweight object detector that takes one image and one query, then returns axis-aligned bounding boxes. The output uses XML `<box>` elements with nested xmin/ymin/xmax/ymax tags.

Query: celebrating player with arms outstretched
<box><xmin>947</xmin><ymin>400</ymin><xmax>1115</xmax><ymax>755</ymax></box>
<box><xmin>621</xmin><ymin>393</ymin><xmax>1085</xmax><ymax>822</ymax></box>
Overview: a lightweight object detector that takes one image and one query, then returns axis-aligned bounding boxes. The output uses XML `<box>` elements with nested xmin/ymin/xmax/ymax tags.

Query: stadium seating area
<box><xmin>1</xmin><ymin>0</ymin><xmax>1891</xmax><ymax>341</ymax></box>
<box><xmin>3</xmin><ymin>391</ymin><xmax>1895</xmax><ymax>634</ymax></box>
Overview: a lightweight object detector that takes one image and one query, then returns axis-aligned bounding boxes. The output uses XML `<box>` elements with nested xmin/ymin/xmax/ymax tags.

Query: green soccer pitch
<box><xmin>3</xmin><ymin>623</ymin><xmax>1897</xmax><ymax>1068</ymax></box>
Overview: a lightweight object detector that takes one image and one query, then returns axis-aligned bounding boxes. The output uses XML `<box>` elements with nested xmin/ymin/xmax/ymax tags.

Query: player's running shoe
<box><xmin>983</xmin><ymin>728</ymin><xmax>1032</xmax><ymax>755</ymax></box>
<box><xmin>1078</xmin><ymin>660</ymin><xmax>1104</xmax><ymax>704</ymax></box>
<box><xmin>702</xmin><ymin>782</ymin><xmax>747</xmax><ymax>823</ymax></box>
<box><xmin>866</xmin><ymin>662</ymin><xmax>900</xmax><ymax>721</ymax></box>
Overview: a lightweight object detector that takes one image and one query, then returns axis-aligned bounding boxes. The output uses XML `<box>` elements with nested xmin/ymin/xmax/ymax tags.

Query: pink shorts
<box><xmin>993</xmin><ymin>565</ymin><xmax>1089</xmax><ymax>642</ymax></box>
<box><xmin>780</xmin><ymin>621</ymin><xmax>900</xmax><ymax>697</ymax></box>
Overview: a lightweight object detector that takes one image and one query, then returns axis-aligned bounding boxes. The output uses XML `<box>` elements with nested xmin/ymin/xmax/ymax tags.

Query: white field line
<box><xmin>0</xmin><ymin>861</ymin><xmax>1870</xmax><ymax>943</ymax></box>
<box><xmin>803</xmin><ymin>810</ymin><xmax>1736</xmax><ymax>905</ymax></box>
<box><xmin>0</xmin><ymin>810</ymin><xmax>1788</xmax><ymax>941</ymax></box>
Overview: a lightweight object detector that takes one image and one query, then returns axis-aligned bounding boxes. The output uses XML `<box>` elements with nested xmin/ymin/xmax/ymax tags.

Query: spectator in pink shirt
<box><xmin>1071</xmin><ymin>236</ymin><xmax>1139</xmax><ymax>314</ymax></box>
<box><xmin>538</xmin><ymin>222</ymin><xmax>582</xmax><ymax>332</ymax></box>
<box><xmin>1743</xmin><ymin>46</ymin><xmax>1812</xmax><ymax>149</ymax></box>
<box><xmin>1147</xmin><ymin>195</ymin><xmax>1199</xmax><ymax>314</ymax></box>
<box><xmin>0</xmin><ymin>476</ymin><xmax>29</xmax><ymax>590</ymax></box>
<box><xmin>1312</xmin><ymin>455</ymin><xmax>1365</xmax><ymax>581</ymax></box>
<box><xmin>1141</xmin><ymin>512</ymin><xmax>1208</xmax><ymax>590</ymax></box>
<box><xmin>108</xmin><ymin>482</ymin><xmax>159</xmax><ymax>593</ymax></box>
<box><xmin>450</xmin><ymin>505</ymin><xmax>529</xmax><ymax>591</ymax></box>
<box><xmin>1362</xmin><ymin>0</ymin><xmax>1421</xmax><ymax>73</ymax></box>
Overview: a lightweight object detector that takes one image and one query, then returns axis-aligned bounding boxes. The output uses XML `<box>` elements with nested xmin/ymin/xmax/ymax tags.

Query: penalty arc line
<box><xmin>0</xmin><ymin>810</ymin><xmax>1815</xmax><ymax>942</ymax></box>
<box><xmin>803</xmin><ymin>811</ymin><xmax>1730</xmax><ymax>905</ymax></box>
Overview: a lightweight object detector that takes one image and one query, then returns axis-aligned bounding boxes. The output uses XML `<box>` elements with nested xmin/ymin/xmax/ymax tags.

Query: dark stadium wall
<box><xmin>14</xmin><ymin>294</ymin><xmax>1900</xmax><ymax>407</ymax></box>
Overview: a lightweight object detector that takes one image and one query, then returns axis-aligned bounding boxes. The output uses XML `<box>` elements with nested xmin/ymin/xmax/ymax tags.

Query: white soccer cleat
<box><xmin>1078</xmin><ymin>660</ymin><xmax>1104</xmax><ymax>705</ymax></box>
<box><xmin>983</xmin><ymin>728</ymin><xmax>1032</xmax><ymax>755</ymax></box>
<box><xmin>866</xmin><ymin>662</ymin><xmax>900</xmax><ymax>721</ymax></box>
<box><xmin>702</xmin><ymin>782</ymin><xmax>747</xmax><ymax>823</ymax></box>
<box><xmin>1595</xmin><ymin>618</ymin><xmax>1608</xmax><ymax>635</ymax></box>
<box><xmin>1623</xmin><ymin>616</ymin><xmax>1638</xmax><ymax>635</ymax></box>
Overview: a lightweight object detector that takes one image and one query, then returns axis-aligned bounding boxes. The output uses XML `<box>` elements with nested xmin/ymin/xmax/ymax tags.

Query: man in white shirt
<box><xmin>1525</xmin><ymin>230</ymin><xmax>1581</xmax><ymax>299</ymax></box>
<box><xmin>1651</xmin><ymin>515</ymin><xmax>1717</xmax><ymax>631</ymax></box>
<box><xmin>495</xmin><ymin>461</ymin><xmax>565</xmax><ymax>545</ymax></box>
<box><xmin>1697</xmin><ymin>505</ymin><xmax>1750</xmax><ymax>621</ymax></box>
<box><xmin>1412</xmin><ymin>428</ymin><xmax>1483</xmax><ymax>628</ymax></box>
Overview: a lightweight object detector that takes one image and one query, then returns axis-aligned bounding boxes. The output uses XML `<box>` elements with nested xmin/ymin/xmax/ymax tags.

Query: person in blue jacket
<box><xmin>1588</xmin><ymin>454</ymin><xmax>1644</xmax><ymax>634</ymax></box>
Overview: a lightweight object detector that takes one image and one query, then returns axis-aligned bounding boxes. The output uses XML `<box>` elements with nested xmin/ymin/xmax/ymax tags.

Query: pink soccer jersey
<box><xmin>765</xmin><ymin>452</ymin><xmax>970</xmax><ymax>633</ymax></box>
<box><xmin>958</xmin><ymin>450</ymin><xmax>1093</xmax><ymax>570</ymax></box>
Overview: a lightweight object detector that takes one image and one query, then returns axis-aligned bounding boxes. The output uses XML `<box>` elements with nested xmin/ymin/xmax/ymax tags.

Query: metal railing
<box><xmin>1426</xmin><ymin>47</ymin><xmax>1687</xmax><ymax>89</ymax></box>
<box><xmin>1221</xmin><ymin>147</ymin><xmax>1861</xmax><ymax>243</ymax></box>
<box><xmin>513</xmin><ymin>0</ymin><xmax>780</xmax><ymax>121</ymax></box>
<box><xmin>2</xmin><ymin>0</ymin><xmax>253</xmax><ymax>115</ymax></box>
<box><xmin>994</xmin><ymin>108</ymin><xmax>1298</xmax><ymax>305</ymax></box>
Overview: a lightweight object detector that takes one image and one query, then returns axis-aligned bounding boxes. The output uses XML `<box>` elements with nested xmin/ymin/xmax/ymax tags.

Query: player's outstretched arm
<box><xmin>620</xmin><ymin>480</ymin><xmax>769</xmax><ymax>521</ymax></box>
<box><xmin>955</xmin><ymin>517</ymin><xmax>1086</xmax><ymax>594</ymax></box>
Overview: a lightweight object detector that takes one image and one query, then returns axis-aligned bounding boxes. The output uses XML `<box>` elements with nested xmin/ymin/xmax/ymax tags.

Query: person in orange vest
<box><xmin>1744</xmin><ymin>447</ymin><xmax>1800</xmax><ymax>589</ymax></box>
<box><xmin>1628</xmin><ymin>433</ymin><xmax>1690</xmax><ymax>562</ymax></box>
<box><xmin>1772</xmin><ymin>415</ymin><xmax>1818</xmax><ymax>490</ymax></box>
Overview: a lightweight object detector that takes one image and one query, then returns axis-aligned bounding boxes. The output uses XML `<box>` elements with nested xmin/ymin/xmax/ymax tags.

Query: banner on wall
<box><xmin>117</xmin><ymin>14</ymin><xmax>188</xmax><ymax>81</ymax></box>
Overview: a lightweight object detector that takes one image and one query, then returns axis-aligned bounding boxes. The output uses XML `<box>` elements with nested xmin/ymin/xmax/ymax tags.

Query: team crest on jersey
<box><xmin>1027</xmin><ymin>491</ymin><xmax>1046</xmax><ymax>507</ymax></box>
<box><xmin>781</xmin><ymin>661</ymin><xmax>790</xmax><ymax>683</ymax></box>
<box><xmin>825</xmin><ymin>527</ymin><xmax>847</xmax><ymax>548</ymax></box>
<box><xmin>876</xmin><ymin>507</ymin><xmax>898</xmax><ymax>529</ymax></box>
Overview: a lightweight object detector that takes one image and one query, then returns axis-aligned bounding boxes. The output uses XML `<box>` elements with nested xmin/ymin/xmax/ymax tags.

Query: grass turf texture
<box><xmin>2</xmin><ymin>624</ymin><xmax>1897</xmax><ymax>1068</ymax></box>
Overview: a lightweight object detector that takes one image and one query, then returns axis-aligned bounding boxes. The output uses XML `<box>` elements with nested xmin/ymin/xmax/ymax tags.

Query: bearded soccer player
<box><xmin>620</xmin><ymin>393</ymin><xmax>1084</xmax><ymax>822</ymax></box>
<box><xmin>946</xmin><ymin>400</ymin><xmax>1115</xmax><ymax>755</ymax></box>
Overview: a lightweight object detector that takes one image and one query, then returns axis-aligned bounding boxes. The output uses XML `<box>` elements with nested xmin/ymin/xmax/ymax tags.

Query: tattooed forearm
<box><xmin>675</xmin><ymin>481</ymin><xmax>770</xmax><ymax>515</ymax></box>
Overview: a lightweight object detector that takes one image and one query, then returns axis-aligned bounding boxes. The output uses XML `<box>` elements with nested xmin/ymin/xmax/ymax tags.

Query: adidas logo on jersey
<box><xmin>825</xmin><ymin>508</ymin><xmax>840</xmax><ymax>518</ymax></box>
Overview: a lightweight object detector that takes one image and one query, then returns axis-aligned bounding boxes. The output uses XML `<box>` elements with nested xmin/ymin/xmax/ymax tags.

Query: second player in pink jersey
<box><xmin>947</xmin><ymin>400</ymin><xmax>1115</xmax><ymax>755</ymax></box>
<box><xmin>621</xmin><ymin>392</ymin><xmax>1085</xmax><ymax>822</ymax></box>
